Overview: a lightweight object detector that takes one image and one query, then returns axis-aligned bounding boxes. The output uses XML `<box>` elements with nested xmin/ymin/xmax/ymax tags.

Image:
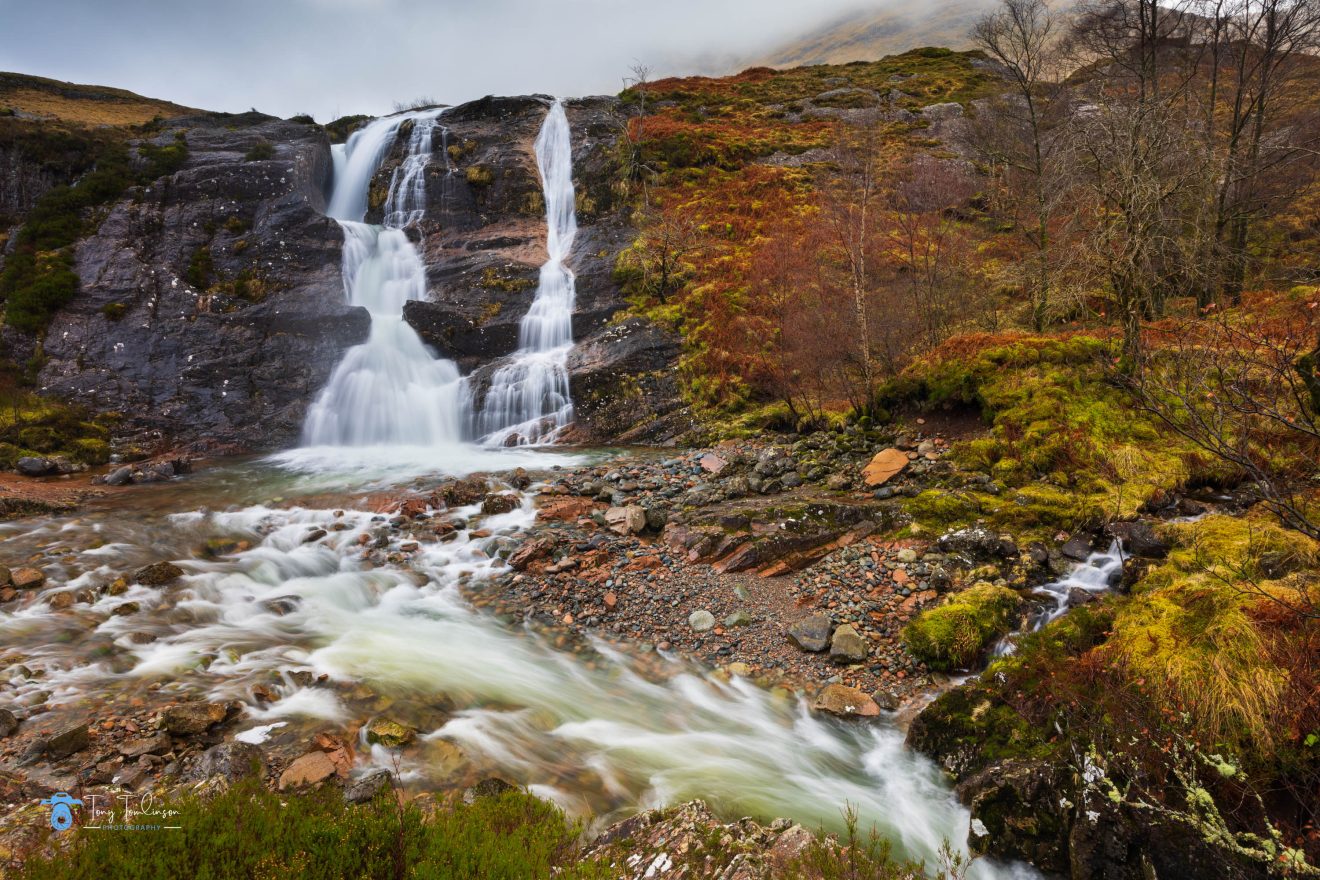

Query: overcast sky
<box><xmin>0</xmin><ymin>0</ymin><xmax>880</xmax><ymax>121</ymax></box>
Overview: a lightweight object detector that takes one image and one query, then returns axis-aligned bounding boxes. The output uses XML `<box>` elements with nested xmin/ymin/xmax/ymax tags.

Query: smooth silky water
<box><xmin>0</xmin><ymin>101</ymin><xmax>1038</xmax><ymax>878</ymax></box>
<box><xmin>0</xmin><ymin>457</ymin><xmax>1033</xmax><ymax>879</ymax></box>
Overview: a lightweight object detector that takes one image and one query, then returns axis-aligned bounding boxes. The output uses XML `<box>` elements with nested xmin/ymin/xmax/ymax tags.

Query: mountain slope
<box><xmin>750</xmin><ymin>0</ymin><xmax>998</xmax><ymax>68</ymax></box>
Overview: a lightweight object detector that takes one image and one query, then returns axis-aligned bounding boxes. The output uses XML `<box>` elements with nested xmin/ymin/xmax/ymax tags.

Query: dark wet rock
<box><xmin>15</xmin><ymin>456</ymin><xmax>56</xmax><ymax>477</ymax></box>
<box><xmin>787</xmin><ymin>613</ymin><xmax>833</xmax><ymax>652</ymax></box>
<box><xmin>134</xmin><ymin>561</ymin><xmax>185</xmax><ymax>586</ymax></box>
<box><xmin>0</xmin><ymin>707</ymin><xmax>18</xmax><ymax>738</ymax></box>
<box><xmin>958</xmin><ymin>759</ymin><xmax>1070</xmax><ymax>874</ymax></box>
<box><xmin>480</xmin><ymin>493</ymin><xmax>519</xmax><ymax>515</ymax></box>
<box><xmin>1060</xmin><ymin>531</ymin><xmax>1099</xmax><ymax>561</ymax></box>
<box><xmin>29</xmin><ymin>114</ymin><xmax>367</xmax><ymax>453</ymax></box>
<box><xmin>104</xmin><ymin>466</ymin><xmax>134</xmax><ymax>486</ymax></box>
<box><xmin>463</xmin><ymin>776</ymin><xmax>515</xmax><ymax>804</ymax></box>
<box><xmin>344</xmin><ymin>768</ymin><xmax>393</xmax><ymax>804</ymax></box>
<box><xmin>191</xmin><ymin>741</ymin><xmax>265</xmax><ymax>782</ymax></box>
<box><xmin>46</xmin><ymin>721</ymin><xmax>89</xmax><ymax>760</ymax></box>
<box><xmin>938</xmin><ymin>526</ymin><xmax>1017</xmax><ymax>560</ymax></box>
<box><xmin>565</xmin><ymin>317</ymin><xmax>689</xmax><ymax>444</ymax></box>
<box><xmin>1107</xmin><ymin>521</ymin><xmax>1169</xmax><ymax>559</ymax></box>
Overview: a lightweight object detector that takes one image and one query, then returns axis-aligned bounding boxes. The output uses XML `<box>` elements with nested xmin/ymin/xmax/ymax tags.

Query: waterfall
<box><xmin>300</xmin><ymin>109</ymin><xmax>473</xmax><ymax>448</ymax></box>
<box><xmin>477</xmin><ymin>100</ymin><xmax>577</xmax><ymax>446</ymax></box>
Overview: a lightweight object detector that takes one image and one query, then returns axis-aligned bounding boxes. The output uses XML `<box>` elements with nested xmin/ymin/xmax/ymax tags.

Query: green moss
<box><xmin>244</xmin><ymin>140</ymin><xmax>275</xmax><ymax>161</ymax></box>
<box><xmin>466</xmin><ymin>164</ymin><xmax>494</xmax><ymax>187</ymax></box>
<box><xmin>478</xmin><ymin>267</ymin><xmax>534</xmax><ymax>293</ymax></box>
<box><xmin>70</xmin><ymin>437</ymin><xmax>110</xmax><ymax>464</ymax></box>
<box><xmin>100</xmin><ymin>301</ymin><xmax>128</xmax><ymax>321</ymax></box>
<box><xmin>902</xmin><ymin>582</ymin><xmax>1023</xmax><ymax>671</ymax></box>
<box><xmin>186</xmin><ymin>245</ymin><xmax>215</xmax><ymax>290</ymax></box>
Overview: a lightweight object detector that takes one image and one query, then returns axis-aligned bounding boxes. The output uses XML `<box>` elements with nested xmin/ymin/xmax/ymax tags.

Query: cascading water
<box><xmin>299</xmin><ymin>109</ymin><xmax>470</xmax><ymax>450</ymax></box>
<box><xmin>477</xmin><ymin>100</ymin><xmax>577</xmax><ymax>446</ymax></box>
<box><xmin>992</xmin><ymin>541</ymin><xmax>1124</xmax><ymax>657</ymax></box>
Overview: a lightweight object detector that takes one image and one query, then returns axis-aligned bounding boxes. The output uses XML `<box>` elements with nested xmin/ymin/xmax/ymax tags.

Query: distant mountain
<box><xmin>0</xmin><ymin>71</ymin><xmax>197</xmax><ymax>126</ymax></box>
<box><xmin>749</xmin><ymin>0</ymin><xmax>999</xmax><ymax>69</ymax></box>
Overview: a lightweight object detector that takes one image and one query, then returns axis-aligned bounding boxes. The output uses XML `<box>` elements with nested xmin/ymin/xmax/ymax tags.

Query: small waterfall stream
<box><xmin>477</xmin><ymin>100</ymin><xmax>578</xmax><ymax>446</ymax></box>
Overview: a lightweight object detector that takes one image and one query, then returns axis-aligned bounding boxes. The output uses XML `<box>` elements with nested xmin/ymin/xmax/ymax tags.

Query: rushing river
<box><xmin>0</xmin><ymin>455</ymin><xmax>1035</xmax><ymax>879</ymax></box>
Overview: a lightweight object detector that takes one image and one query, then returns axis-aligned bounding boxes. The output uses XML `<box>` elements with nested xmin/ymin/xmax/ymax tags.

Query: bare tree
<box><xmin>819</xmin><ymin>115</ymin><xmax>889</xmax><ymax>408</ymax></box>
<box><xmin>619</xmin><ymin>63</ymin><xmax>656</xmax><ymax>204</ymax></box>
<box><xmin>969</xmin><ymin>0</ymin><xmax>1071</xmax><ymax>330</ymax></box>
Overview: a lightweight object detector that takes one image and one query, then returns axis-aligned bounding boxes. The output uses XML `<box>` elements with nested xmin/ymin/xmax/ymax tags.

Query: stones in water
<box><xmin>862</xmin><ymin>448</ymin><xmax>908</xmax><ymax>487</ymax></box>
<box><xmin>162</xmin><ymin>702</ymin><xmax>228</xmax><ymax>735</ymax></box>
<box><xmin>0</xmin><ymin>708</ymin><xmax>17</xmax><ymax>738</ymax></box>
<box><xmin>134</xmin><ymin>561</ymin><xmax>185</xmax><ymax>587</ymax></box>
<box><xmin>11</xmin><ymin>567</ymin><xmax>46</xmax><ymax>590</ymax></box>
<box><xmin>811</xmin><ymin>684</ymin><xmax>880</xmax><ymax>718</ymax></box>
<box><xmin>688</xmin><ymin>609</ymin><xmax>716</xmax><ymax>632</ymax></box>
<box><xmin>829</xmin><ymin>624</ymin><xmax>869</xmax><ymax>665</ymax></box>
<box><xmin>16</xmin><ymin>456</ymin><xmax>56</xmax><ymax>477</ymax></box>
<box><xmin>480</xmin><ymin>494</ymin><xmax>519</xmax><ymax>515</ymax></box>
<box><xmin>787</xmin><ymin>613</ymin><xmax>833</xmax><ymax>652</ymax></box>
<box><xmin>365</xmin><ymin>717</ymin><xmax>416</xmax><ymax>748</ymax></box>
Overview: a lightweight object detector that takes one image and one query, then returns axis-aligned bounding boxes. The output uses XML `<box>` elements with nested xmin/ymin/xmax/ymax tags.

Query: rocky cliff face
<box><xmin>10</xmin><ymin>95</ymin><xmax>683</xmax><ymax>452</ymax></box>
<box><xmin>18</xmin><ymin>113</ymin><xmax>366</xmax><ymax>451</ymax></box>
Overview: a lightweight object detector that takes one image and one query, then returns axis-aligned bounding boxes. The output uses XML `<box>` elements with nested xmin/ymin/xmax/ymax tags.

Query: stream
<box><xmin>0</xmin><ymin>456</ymin><xmax>1034</xmax><ymax>879</ymax></box>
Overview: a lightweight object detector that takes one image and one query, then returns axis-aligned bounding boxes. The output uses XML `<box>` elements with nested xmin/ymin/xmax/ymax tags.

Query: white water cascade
<box><xmin>992</xmin><ymin>541</ymin><xmax>1124</xmax><ymax>657</ymax></box>
<box><xmin>477</xmin><ymin>100</ymin><xmax>578</xmax><ymax>446</ymax></box>
<box><xmin>299</xmin><ymin>109</ymin><xmax>471</xmax><ymax>451</ymax></box>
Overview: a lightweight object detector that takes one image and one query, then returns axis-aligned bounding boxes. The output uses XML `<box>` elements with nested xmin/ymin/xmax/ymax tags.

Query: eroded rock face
<box><xmin>27</xmin><ymin>113</ymin><xmax>367</xmax><ymax>452</ymax></box>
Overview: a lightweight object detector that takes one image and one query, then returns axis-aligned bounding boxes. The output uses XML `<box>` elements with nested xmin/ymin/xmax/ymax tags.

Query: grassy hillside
<box><xmin>0</xmin><ymin>71</ymin><xmax>196</xmax><ymax>125</ymax></box>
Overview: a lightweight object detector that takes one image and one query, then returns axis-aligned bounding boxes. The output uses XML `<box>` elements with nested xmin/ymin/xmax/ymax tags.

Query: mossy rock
<box><xmin>365</xmin><ymin>717</ymin><xmax>416</xmax><ymax>748</ymax></box>
<box><xmin>902</xmin><ymin>581</ymin><xmax>1023</xmax><ymax>671</ymax></box>
<box><xmin>70</xmin><ymin>438</ymin><xmax>110</xmax><ymax>464</ymax></box>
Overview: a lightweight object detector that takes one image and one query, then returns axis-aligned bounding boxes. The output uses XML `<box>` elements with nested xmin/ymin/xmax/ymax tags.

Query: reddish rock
<box><xmin>862</xmin><ymin>448</ymin><xmax>908</xmax><ymax>487</ymax></box>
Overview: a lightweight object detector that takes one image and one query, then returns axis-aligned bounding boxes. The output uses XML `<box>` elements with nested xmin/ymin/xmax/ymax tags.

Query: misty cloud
<box><xmin>0</xmin><ymin>0</ymin><xmax>881</xmax><ymax>120</ymax></box>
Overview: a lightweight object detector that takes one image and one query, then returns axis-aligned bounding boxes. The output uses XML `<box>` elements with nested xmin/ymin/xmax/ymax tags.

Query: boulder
<box><xmin>862</xmin><ymin>448</ymin><xmax>908</xmax><ymax>487</ymax></box>
<box><xmin>192</xmin><ymin>741</ymin><xmax>265</xmax><ymax>782</ymax></box>
<box><xmin>344</xmin><ymin>768</ymin><xmax>393</xmax><ymax>804</ymax></box>
<box><xmin>365</xmin><ymin>717</ymin><xmax>416</xmax><ymax>748</ymax></box>
<box><xmin>134</xmin><ymin>561</ymin><xmax>185</xmax><ymax>586</ymax></box>
<box><xmin>688</xmin><ymin>610</ymin><xmax>716</xmax><ymax>632</ymax></box>
<box><xmin>507</xmin><ymin>537</ymin><xmax>555</xmax><ymax>571</ymax></box>
<box><xmin>15</xmin><ymin>457</ymin><xmax>55</xmax><ymax>477</ymax></box>
<box><xmin>787</xmin><ymin>614</ymin><xmax>833</xmax><ymax>652</ymax></box>
<box><xmin>47</xmin><ymin>721</ymin><xmax>89</xmax><ymax>759</ymax></box>
<box><xmin>0</xmin><ymin>707</ymin><xmax>17</xmax><ymax>738</ymax></box>
<box><xmin>1106</xmin><ymin>521</ymin><xmax>1169</xmax><ymax>559</ymax></box>
<box><xmin>811</xmin><ymin>684</ymin><xmax>880</xmax><ymax>718</ymax></box>
<box><xmin>938</xmin><ymin>527</ymin><xmax>1017</xmax><ymax>560</ymax></box>
<box><xmin>278</xmin><ymin>749</ymin><xmax>337</xmax><ymax>790</ymax></box>
<box><xmin>120</xmin><ymin>732</ymin><xmax>173</xmax><ymax>758</ymax></box>
<box><xmin>829</xmin><ymin>624</ymin><xmax>869</xmax><ymax>664</ymax></box>
<box><xmin>11</xmin><ymin>567</ymin><xmax>46</xmax><ymax>590</ymax></box>
<box><xmin>161</xmin><ymin>701</ymin><xmax>227</xmax><ymax>735</ymax></box>
<box><xmin>480</xmin><ymin>493</ymin><xmax>519</xmax><ymax>515</ymax></box>
<box><xmin>957</xmin><ymin>759</ymin><xmax>1071</xmax><ymax>874</ymax></box>
<box><xmin>604</xmin><ymin>505</ymin><xmax>647</xmax><ymax>535</ymax></box>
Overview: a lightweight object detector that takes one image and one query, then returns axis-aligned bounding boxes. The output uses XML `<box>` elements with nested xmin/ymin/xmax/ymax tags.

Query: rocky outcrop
<box><xmin>566</xmin><ymin>316</ymin><xmax>688</xmax><ymax>443</ymax></box>
<box><xmin>25</xmin><ymin>112</ymin><xmax>366</xmax><ymax>451</ymax></box>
